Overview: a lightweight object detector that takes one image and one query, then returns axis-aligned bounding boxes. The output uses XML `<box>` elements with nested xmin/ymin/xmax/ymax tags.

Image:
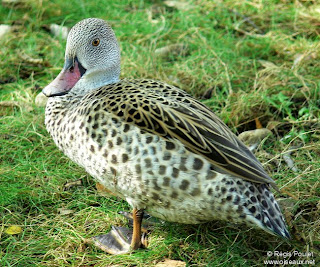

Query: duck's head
<box><xmin>43</xmin><ymin>18</ymin><xmax>120</xmax><ymax>97</ymax></box>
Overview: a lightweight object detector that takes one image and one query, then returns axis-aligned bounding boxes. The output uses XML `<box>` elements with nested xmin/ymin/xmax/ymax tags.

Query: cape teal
<box><xmin>43</xmin><ymin>18</ymin><xmax>290</xmax><ymax>254</ymax></box>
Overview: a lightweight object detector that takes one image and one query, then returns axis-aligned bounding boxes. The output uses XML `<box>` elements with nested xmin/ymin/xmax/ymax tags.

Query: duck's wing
<box><xmin>98</xmin><ymin>79</ymin><xmax>275</xmax><ymax>186</ymax></box>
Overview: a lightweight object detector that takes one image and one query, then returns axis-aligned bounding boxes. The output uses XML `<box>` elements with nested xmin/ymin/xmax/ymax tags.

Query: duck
<box><xmin>42</xmin><ymin>18</ymin><xmax>290</xmax><ymax>254</ymax></box>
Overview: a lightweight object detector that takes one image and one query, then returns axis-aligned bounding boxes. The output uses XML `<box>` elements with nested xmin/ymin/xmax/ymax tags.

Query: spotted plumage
<box><xmin>43</xmin><ymin>18</ymin><xmax>290</xmax><ymax>248</ymax></box>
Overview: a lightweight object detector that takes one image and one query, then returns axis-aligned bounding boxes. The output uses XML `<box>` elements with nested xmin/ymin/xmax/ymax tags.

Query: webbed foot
<box><xmin>91</xmin><ymin>208</ymin><xmax>147</xmax><ymax>254</ymax></box>
<box><xmin>92</xmin><ymin>226</ymin><xmax>147</xmax><ymax>254</ymax></box>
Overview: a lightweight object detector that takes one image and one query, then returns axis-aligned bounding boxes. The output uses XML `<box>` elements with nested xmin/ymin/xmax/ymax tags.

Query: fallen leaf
<box><xmin>63</xmin><ymin>179</ymin><xmax>82</xmax><ymax>190</ymax></box>
<box><xmin>254</xmin><ymin>117</ymin><xmax>263</xmax><ymax>129</ymax></box>
<box><xmin>155</xmin><ymin>259</ymin><xmax>186</xmax><ymax>267</ymax></box>
<box><xmin>35</xmin><ymin>92</ymin><xmax>48</xmax><ymax>107</ymax></box>
<box><xmin>57</xmin><ymin>208</ymin><xmax>74</xmax><ymax>215</ymax></box>
<box><xmin>155</xmin><ymin>43</ymin><xmax>188</xmax><ymax>59</ymax></box>
<box><xmin>258</xmin><ymin>60</ymin><xmax>279</xmax><ymax>69</ymax></box>
<box><xmin>282</xmin><ymin>147</ymin><xmax>299</xmax><ymax>172</ymax></box>
<box><xmin>266</xmin><ymin>120</ymin><xmax>282</xmax><ymax>131</ymax></box>
<box><xmin>164</xmin><ymin>1</ymin><xmax>192</xmax><ymax>11</ymax></box>
<box><xmin>50</xmin><ymin>24</ymin><xmax>69</xmax><ymax>40</ymax></box>
<box><xmin>0</xmin><ymin>24</ymin><xmax>11</xmax><ymax>39</ymax></box>
<box><xmin>292</xmin><ymin>52</ymin><xmax>316</xmax><ymax>69</ymax></box>
<box><xmin>5</xmin><ymin>225</ymin><xmax>23</xmax><ymax>235</ymax></box>
<box><xmin>238</xmin><ymin>128</ymin><xmax>272</xmax><ymax>147</ymax></box>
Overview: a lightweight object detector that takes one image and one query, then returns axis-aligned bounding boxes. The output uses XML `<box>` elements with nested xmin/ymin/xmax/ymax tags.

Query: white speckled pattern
<box><xmin>44</xmin><ymin>18</ymin><xmax>290</xmax><ymax>238</ymax></box>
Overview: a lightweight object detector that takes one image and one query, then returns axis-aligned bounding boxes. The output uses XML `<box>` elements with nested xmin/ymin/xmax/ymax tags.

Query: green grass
<box><xmin>0</xmin><ymin>0</ymin><xmax>319</xmax><ymax>266</ymax></box>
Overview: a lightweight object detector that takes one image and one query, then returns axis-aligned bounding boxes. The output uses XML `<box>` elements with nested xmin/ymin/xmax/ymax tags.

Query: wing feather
<box><xmin>98</xmin><ymin>79</ymin><xmax>276</xmax><ymax>186</ymax></box>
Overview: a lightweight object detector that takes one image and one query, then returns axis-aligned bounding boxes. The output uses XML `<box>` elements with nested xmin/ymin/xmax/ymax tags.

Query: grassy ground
<box><xmin>0</xmin><ymin>0</ymin><xmax>319</xmax><ymax>266</ymax></box>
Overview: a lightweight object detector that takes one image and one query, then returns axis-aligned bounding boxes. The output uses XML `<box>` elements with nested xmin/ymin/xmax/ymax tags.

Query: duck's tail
<box><xmin>243</xmin><ymin>183</ymin><xmax>290</xmax><ymax>239</ymax></box>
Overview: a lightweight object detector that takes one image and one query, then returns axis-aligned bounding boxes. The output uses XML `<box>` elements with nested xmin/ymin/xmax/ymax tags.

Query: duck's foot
<box><xmin>92</xmin><ymin>226</ymin><xmax>147</xmax><ymax>254</ymax></box>
<box><xmin>91</xmin><ymin>208</ymin><xmax>147</xmax><ymax>254</ymax></box>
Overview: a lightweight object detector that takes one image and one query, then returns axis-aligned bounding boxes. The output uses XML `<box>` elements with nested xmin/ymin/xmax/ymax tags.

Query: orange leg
<box><xmin>131</xmin><ymin>208</ymin><xmax>144</xmax><ymax>250</ymax></box>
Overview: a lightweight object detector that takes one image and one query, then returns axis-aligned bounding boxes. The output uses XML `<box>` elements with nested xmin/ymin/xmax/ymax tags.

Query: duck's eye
<box><xmin>92</xmin><ymin>38</ymin><xmax>100</xmax><ymax>46</ymax></box>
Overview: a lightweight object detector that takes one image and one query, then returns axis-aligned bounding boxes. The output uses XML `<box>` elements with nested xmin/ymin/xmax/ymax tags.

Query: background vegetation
<box><xmin>0</xmin><ymin>0</ymin><xmax>319</xmax><ymax>266</ymax></box>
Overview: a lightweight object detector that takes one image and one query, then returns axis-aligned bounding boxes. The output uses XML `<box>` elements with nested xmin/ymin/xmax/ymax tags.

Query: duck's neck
<box><xmin>70</xmin><ymin>75</ymin><xmax>120</xmax><ymax>96</ymax></box>
<box><xmin>72</xmin><ymin>70</ymin><xmax>120</xmax><ymax>96</ymax></box>
<box><xmin>68</xmin><ymin>58</ymin><xmax>121</xmax><ymax>97</ymax></box>
<box><xmin>46</xmin><ymin>64</ymin><xmax>121</xmax><ymax>114</ymax></box>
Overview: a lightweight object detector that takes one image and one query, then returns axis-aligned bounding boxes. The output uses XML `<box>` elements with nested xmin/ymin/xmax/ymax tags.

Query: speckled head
<box><xmin>43</xmin><ymin>18</ymin><xmax>121</xmax><ymax>97</ymax></box>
